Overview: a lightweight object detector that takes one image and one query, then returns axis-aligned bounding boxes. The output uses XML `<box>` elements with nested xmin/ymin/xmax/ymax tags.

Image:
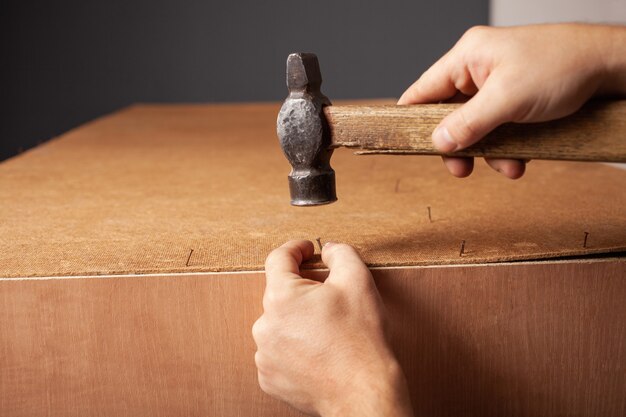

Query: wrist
<box><xmin>596</xmin><ymin>25</ymin><xmax>626</xmax><ymax>96</ymax></box>
<box><xmin>322</xmin><ymin>358</ymin><xmax>414</xmax><ymax>417</ymax></box>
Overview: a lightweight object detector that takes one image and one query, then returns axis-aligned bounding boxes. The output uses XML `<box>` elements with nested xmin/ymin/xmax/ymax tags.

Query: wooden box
<box><xmin>1</xmin><ymin>102</ymin><xmax>624</xmax><ymax>416</ymax></box>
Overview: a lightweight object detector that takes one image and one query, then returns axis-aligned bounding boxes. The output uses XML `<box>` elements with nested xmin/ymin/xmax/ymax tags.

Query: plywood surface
<box><xmin>1</xmin><ymin>259</ymin><xmax>624</xmax><ymax>417</ymax></box>
<box><xmin>0</xmin><ymin>102</ymin><xmax>625</xmax><ymax>278</ymax></box>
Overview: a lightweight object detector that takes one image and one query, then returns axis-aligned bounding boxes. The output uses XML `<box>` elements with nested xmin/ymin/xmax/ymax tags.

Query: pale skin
<box><xmin>253</xmin><ymin>24</ymin><xmax>626</xmax><ymax>417</ymax></box>
<box><xmin>399</xmin><ymin>23</ymin><xmax>626</xmax><ymax>178</ymax></box>
<box><xmin>253</xmin><ymin>240</ymin><xmax>414</xmax><ymax>417</ymax></box>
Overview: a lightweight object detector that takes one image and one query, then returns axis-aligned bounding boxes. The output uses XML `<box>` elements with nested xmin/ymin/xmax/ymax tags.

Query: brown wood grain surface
<box><xmin>1</xmin><ymin>258</ymin><xmax>624</xmax><ymax>417</ymax></box>
<box><xmin>325</xmin><ymin>100</ymin><xmax>626</xmax><ymax>162</ymax></box>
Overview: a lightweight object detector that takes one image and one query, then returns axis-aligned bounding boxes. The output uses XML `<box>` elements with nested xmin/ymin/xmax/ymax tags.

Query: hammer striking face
<box><xmin>277</xmin><ymin>53</ymin><xmax>336</xmax><ymax>206</ymax></box>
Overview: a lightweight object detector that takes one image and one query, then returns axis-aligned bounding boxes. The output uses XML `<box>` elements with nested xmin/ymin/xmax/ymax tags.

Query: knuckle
<box><xmin>262</xmin><ymin>288</ymin><xmax>289</xmax><ymax>310</ymax></box>
<box><xmin>262</xmin><ymin>290</ymin><xmax>276</xmax><ymax>308</ymax></box>
<box><xmin>257</xmin><ymin>374</ymin><xmax>274</xmax><ymax>396</ymax></box>
<box><xmin>256</xmin><ymin>366</ymin><xmax>280</xmax><ymax>398</ymax></box>
<box><xmin>254</xmin><ymin>351</ymin><xmax>266</xmax><ymax>369</ymax></box>
<box><xmin>252</xmin><ymin>317</ymin><xmax>270</xmax><ymax>342</ymax></box>
<box><xmin>264</xmin><ymin>248</ymin><xmax>284</xmax><ymax>269</ymax></box>
<box><xmin>463</xmin><ymin>25</ymin><xmax>491</xmax><ymax>41</ymax></box>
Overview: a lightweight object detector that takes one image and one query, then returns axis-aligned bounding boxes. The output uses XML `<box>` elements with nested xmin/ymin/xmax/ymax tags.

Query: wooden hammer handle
<box><xmin>324</xmin><ymin>100</ymin><xmax>626</xmax><ymax>162</ymax></box>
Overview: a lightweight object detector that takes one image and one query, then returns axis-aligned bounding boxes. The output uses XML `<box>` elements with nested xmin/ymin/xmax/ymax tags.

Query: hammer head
<box><xmin>277</xmin><ymin>53</ymin><xmax>336</xmax><ymax>206</ymax></box>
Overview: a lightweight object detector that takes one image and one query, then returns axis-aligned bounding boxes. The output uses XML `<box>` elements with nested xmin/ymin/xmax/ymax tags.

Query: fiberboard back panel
<box><xmin>0</xmin><ymin>102</ymin><xmax>624</xmax><ymax>278</ymax></box>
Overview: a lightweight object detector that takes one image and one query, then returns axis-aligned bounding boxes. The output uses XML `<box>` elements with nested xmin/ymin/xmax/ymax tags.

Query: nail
<box><xmin>432</xmin><ymin>126</ymin><xmax>458</xmax><ymax>153</ymax></box>
<box><xmin>315</xmin><ymin>237</ymin><xmax>323</xmax><ymax>252</ymax></box>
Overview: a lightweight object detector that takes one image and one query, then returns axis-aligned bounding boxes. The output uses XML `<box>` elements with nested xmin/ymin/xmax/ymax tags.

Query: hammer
<box><xmin>277</xmin><ymin>53</ymin><xmax>626</xmax><ymax>206</ymax></box>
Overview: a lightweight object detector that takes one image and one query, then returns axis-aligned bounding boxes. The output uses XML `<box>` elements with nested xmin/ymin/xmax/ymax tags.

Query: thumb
<box><xmin>432</xmin><ymin>77</ymin><xmax>514</xmax><ymax>152</ymax></box>
<box><xmin>321</xmin><ymin>242</ymin><xmax>373</xmax><ymax>289</ymax></box>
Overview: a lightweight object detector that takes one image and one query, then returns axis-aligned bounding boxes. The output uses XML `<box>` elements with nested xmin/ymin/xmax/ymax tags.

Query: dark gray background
<box><xmin>1</xmin><ymin>1</ymin><xmax>487</xmax><ymax>161</ymax></box>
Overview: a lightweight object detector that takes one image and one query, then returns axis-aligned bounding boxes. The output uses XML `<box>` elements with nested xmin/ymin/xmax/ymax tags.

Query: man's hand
<box><xmin>398</xmin><ymin>24</ymin><xmax>626</xmax><ymax>179</ymax></box>
<box><xmin>252</xmin><ymin>240</ymin><xmax>413</xmax><ymax>417</ymax></box>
